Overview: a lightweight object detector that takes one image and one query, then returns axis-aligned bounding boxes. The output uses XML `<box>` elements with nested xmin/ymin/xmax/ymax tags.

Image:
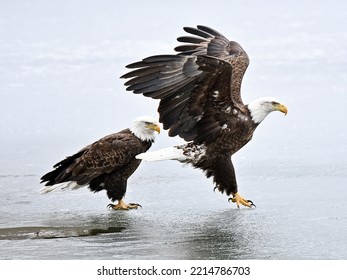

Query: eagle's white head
<box><xmin>247</xmin><ymin>97</ymin><xmax>288</xmax><ymax>124</ymax></box>
<box><xmin>130</xmin><ymin>116</ymin><xmax>161</xmax><ymax>142</ymax></box>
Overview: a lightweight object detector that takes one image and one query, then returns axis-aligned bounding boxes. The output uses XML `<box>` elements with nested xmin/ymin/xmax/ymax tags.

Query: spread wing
<box><xmin>54</xmin><ymin>130</ymin><xmax>144</xmax><ymax>184</ymax></box>
<box><xmin>121</xmin><ymin>25</ymin><xmax>250</xmax><ymax>144</ymax></box>
<box><xmin>175</xmin><ymin>25</ymin><xmax>249</xmax><ymax>106</ymax></box>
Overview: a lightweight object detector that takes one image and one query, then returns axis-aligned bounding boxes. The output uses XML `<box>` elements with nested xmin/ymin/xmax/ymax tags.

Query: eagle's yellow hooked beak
<box><xmin>274</xmin><ymin>103</ymin><xmax>288</xmax><ymax>115</ymax></box>
<box><xmin>147</xmin><ymin>123</ymin><xmax>161</xmax><ymax>134</ymax></box>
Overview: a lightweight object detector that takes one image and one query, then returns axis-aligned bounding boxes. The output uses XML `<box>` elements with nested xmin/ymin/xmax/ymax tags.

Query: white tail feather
<box><xmin>136</xmin><ymin>146</ymin><xmax>187</xmax><ymax>162</ymax></box>
<box><xmin>39</xmin><ymin>181</ymin><xmax>86</xmax><ymax>194</ymax></box>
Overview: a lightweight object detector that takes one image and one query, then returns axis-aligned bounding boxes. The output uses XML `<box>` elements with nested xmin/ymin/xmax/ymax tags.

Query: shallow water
<box><xmin>1</xmin><ymin>0</ymin><xmax>347</xmax><ymax>260</ymax></box>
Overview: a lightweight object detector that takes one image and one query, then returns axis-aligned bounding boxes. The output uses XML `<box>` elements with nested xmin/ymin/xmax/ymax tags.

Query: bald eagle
<box><xmin>40</xmin><ymin>116</ymin><xmax>160</xmax><ymax>210</ymax></box>
<box><xmin>121</xmin><ymin>25</ymin><xmax>288</xmax><ymax>208</ymax></box>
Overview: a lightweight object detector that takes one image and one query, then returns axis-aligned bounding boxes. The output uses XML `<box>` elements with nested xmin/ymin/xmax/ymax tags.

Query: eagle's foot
<box><xmin>107</xmin><ymin>199</ymin><xmax>142</xmax><ymax>210</ymax></box>
<box><xmin>228</xmin><ymin>192</ymin><xmax>256</xmax><ymax>208</ymax></box>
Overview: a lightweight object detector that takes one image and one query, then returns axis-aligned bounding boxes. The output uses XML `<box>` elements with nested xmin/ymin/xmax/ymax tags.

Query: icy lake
<box><xmin>0</xmin><ymin>0</ymin><xmax>346</xmax><ymax>260</ymax></box>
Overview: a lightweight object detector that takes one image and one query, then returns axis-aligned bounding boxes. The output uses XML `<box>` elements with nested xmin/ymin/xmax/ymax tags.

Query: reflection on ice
<box><xmin>0</xmin><ymin>226</ymin><xmax>125</xmax><ymax>240</ymax></box>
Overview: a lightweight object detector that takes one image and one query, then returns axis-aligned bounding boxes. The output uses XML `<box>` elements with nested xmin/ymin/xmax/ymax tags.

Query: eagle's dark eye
<box><xmin>271</xmin><ymin>101</ymin><xmax>278</xmax><ymax>106</ymax></box>
<box><xmin>144</xmin><ymin>121</ymin><xmax>150</xmax><ymax>125</ymax></box>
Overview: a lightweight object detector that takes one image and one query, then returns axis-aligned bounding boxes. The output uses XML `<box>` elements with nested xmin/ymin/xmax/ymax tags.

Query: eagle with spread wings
<box><xmin>121</xmin><ymin>25</ymin><xmax>288</xmax><ymax>208</ymax></box>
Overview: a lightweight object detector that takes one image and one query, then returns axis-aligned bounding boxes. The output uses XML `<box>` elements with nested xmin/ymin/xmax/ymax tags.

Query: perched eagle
<box><xmin>121</xmin><ymin>25</ymin><xmax>288</xmax><ymax>208</ymax></box>
<box><xmin>40</xmin><ymin>116</ymin><xmax>160</xmax><ymax>210</ymax></box>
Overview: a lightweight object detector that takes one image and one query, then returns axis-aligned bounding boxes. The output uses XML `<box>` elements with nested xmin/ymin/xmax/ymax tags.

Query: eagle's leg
<box><xmin>228</xmin><ymin>192</ymin><xmax>256</xmax><ymax>208</ymax></box>
<box><xmin>107</xmin><ymin>199</ymin><xmax>142</xmax><ymax>210</ymax></box>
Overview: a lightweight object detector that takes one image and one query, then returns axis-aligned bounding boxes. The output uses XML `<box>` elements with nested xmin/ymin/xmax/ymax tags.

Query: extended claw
<box><xmin>246</xmin><ymin>200</ymin><xmax>256</xmax><ymax>207</ymax></box>
<box><xmin>128</xmin><ymin>203</ymin><xmax>142</xmax><ymax>209</ymax></box>
<box><xmin>228</xmin><ymin>192</ymin><xmax>256</xmax><ymax>208</ymax></box>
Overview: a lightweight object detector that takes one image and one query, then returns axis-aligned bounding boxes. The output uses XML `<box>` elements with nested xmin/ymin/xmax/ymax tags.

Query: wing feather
<box><xmin>143</xmin><ymin>78</ymin><xmax>195</xmax><ymax>99</ymax></box>
<box><xmin>60</xmin><ymin>131</ymin><xmax>145</xmax><ymax>184</ymax></box>
<box><xmin>182</xmin><ymin>26</ymin><xmax>212</xmax><ymax>38</ymax></box>
<box><xmin>196</xmin><ymin>25</ymin><xmax>224</xmax><ymax>37</ymax></box>
<box><xmin>123</xmin><ymin>66</ymin><xmax>162</xmax><ymax>81</ymax></box>
<box><xmin>177</xmin><ymin>36</ymin><xmax>207</xmax><ymax>44</ymax></box>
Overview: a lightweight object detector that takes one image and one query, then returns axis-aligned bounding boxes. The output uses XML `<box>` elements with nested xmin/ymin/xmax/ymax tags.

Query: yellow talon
<box><xmin>229</xmin><ymin>192</ymin><xmax>256</xmax><ymax>208</ymax></box>
<box><xmin>107</xmin><ymin>199</ymin><xmax>142</xmax><ymax>210</ymax></box>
